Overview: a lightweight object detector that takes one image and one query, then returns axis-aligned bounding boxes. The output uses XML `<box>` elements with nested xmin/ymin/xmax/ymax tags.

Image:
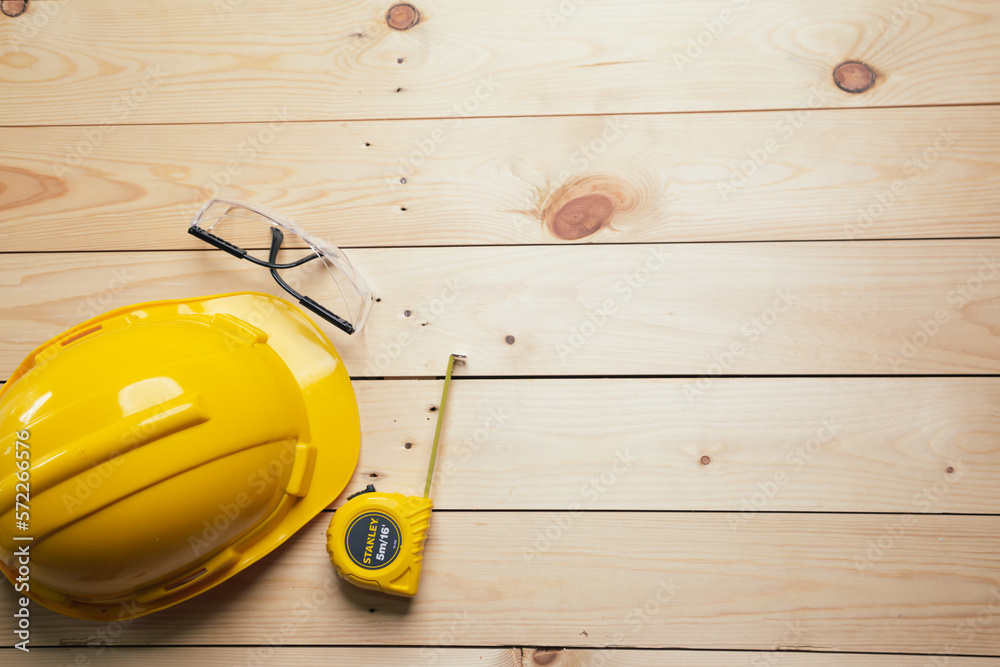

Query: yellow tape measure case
<box><xmin>326</xmin><ymin>485</ymin><xmax>433</xmax><ymax>597</ymax></box>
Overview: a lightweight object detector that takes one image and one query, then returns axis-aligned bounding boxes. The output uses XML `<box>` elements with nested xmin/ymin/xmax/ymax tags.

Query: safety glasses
<box><xmin>188</xmin><ymin>200</ymin><xmax>375</xmax><ymax>335</ymax></box>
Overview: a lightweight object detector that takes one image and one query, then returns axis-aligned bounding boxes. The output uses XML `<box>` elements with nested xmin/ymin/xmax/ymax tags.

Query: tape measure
<box><xmin>326</xmin><ymin>354</ymin><xmax>465</xmax><ymax>597</ymax></box>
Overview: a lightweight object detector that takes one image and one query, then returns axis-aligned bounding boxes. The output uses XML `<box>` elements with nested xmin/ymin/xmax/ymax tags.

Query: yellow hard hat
<box><xmin>0</xmin><ymin>292</ymin><xmax>360</xmax><ymax>621</ymax></box>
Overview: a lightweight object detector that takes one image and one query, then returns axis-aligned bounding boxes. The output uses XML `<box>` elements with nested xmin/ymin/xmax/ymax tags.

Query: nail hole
<box><xmin>397</xmin><ymin>57</ymin><xmax>404</xmax><ymax>64</ymax></box>
<box><xmin>395</xmin><ymin>87</ymin><xmax>403</xmax><ymax>93</ymax></box>
<box><xmin>946</xmin><ymin>466</ymin><xmax>955</xmax><ymax>474</ymax></box>
<box><xmin>368</xmin><ymin>608</ymin><xmax>377</xmax><ymax>613</ymax></box>
<box><xmin>700</xmin><ymin>456</ymin><xmax>711</xmax><ymax>466</ymax></box>
<box><xmin>404</xmin><ymin>442</ymin><xmax>413</xmax><ymax>449</ymax></box>
<box><xmin>375</xmin><ymin>297</ymin><xmax>381</xmax><ymax>302</ymax></box>
<box><xmin>833</xmin><ymin>61</ymin><xmax>876</xmax><ymax>93</ymax></box>
<box><xmin>369</xmin><ymin>472</ymin><xmax>379</xmax><ymax>478</ymax></box>
<box><xmin>364</xmin><ymin>142</ymin><xmax>371</xmax><ymax>147</ymax></box>
<box><xmin>403</xmin><ymin>309</ymin><xmax>411</xmax><ymax>317</ymax></box>
<box><xmin>400</xmin><ymin>177</ymin><xmax>407</xmax><ymax>184</ymax></box>
<box><xmin>429</xmin><ymin>405</ymin><xmax>438</xmax><ymax>412</ymax></box>
<box><xmin>386</xmin><ymin>3</ymin><xmax>420</xmax><ymax>30</ymax></box>
<box><xmin>400</xmin><ymin>206</ymin><xmax>407</xmax><ymax>211</ymax></box>
<box><xmin>505</xmin><ymin>335</ymin><xmax>515</xmax><ymax>345</ymax></box>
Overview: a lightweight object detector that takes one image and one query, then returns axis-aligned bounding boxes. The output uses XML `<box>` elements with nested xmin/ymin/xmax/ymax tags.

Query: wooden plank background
<box><xmin>3</xmin><ymin>514</ymin><xmax>1000</xmax><ymax>653</ymax></box>
<box><xmin>1</xmin><ymin>107</ymin><xmax>998</xmax><ymax>251</ymax></box>
<box><xmin>2</xmin><ymin>242</ymin><xmax>999</xmax><ymax>377</ymax></box>
<box><xmin>1</xmin><ymin>0</ymin><xmax>999</xmax><ymax>664</ymax></box>
<box><xmin>2</xmin><ymin>0</ymin><xmax>1000</xmax><ymax>125</ymax></box>
<box><xmin>11</xmin><ymin>649</ymin><xmax>1000</xmax><ymax>666</ymax></box>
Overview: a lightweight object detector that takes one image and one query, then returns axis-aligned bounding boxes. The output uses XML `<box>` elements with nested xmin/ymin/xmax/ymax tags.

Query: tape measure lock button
<box><xmin>347</xmin><ymin>484</ymin><xmax>378</xmax><ymax>500</ymax></box>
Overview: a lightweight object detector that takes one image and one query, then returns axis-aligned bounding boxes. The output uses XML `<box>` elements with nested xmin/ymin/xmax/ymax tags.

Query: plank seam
<box><xmin>4</xmin><ymin>237</ymin><xmax>1000</xmax><ymax>255</ymax></box>
<box><xmin>7</xmin><ymin>645</ymin><xmax>1000</xmax><ymax>658</ymax></box>
<box><xmin>3</xmin><ymin>100</ymin><xmax>1000</xmax><ymax>130</ymax></box>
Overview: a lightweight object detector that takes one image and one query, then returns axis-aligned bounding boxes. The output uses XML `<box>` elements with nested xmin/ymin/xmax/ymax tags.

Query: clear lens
<box><xmin>191</xmin><ymin>200</ymin><xmax>375</xmax><ymax>333</ymax></box>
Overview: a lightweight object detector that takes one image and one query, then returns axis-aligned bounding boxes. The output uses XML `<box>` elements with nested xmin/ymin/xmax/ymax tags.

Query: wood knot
<box><xmin>505</xmin><ymin>335</ymin><xmax>515</xmax><ymax>345</ymax></box>
<box><xmin>540</xmin><ymin>176</ymin><xmax>638</xmax><ymax>241</ymax></box>
<box><xmin>387</xmin><ymin>3</ymin><xmax>420</xmax><ymax>30</ymax></box>
<box><xmin>1</xmin><ymin>0</ymin><xmax>28</xmax><ymax>17</ymax></box>
<box><xmin>833</xmin><ymin>61</ymin><xmax>876</xmax><ymax>93</ymax></box>
<box><xmin>700</xmin><ymin>455</ymin><xmax>711</xmax><ymax>466</ymax></box>
<box><xmin>530</xmin><ymin>649</ymin><xmax>563</xmax><ymax>666</ymax></box>
<box><xmin>553</xmin><ymin>194</ymin><xmax>615</xmax><ymax>240</ymax></box>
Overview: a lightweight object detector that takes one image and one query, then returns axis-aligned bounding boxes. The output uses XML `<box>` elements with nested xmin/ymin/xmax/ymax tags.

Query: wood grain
<box><xmin>3</xmin><ymin>376</ymin><xmax>995</xmax><ymax>512</ymax></box>
<box><xmin>2</xmin><ymin>0</ymin><xmax>998</xmax><ymax>661</ymax></box>
<box><xmin>2</xmin><ymin>0</ymin><xmax>1000</xmax><ymax>125</ymax></box>
<box><xmin>524</xmin><ymin>650</ymin><xmax>1000</xmax><ymax>666</ymax></box>
<box><xmin>2</xmin><ymin>513</ymin><xmax>998</xmax><ymax>654</ymax></box>
<box><xmin>344</xmin><ymin>377</ymin><xmax>1000</xmax><ymax>513</ymax></box>
<box><xmin>1</xmin><ymin>242</ymin><xmax>999</xmax><ymax>377</ymax></box>
<box><xmin>8</xmin><ymin>647</ymin><xmax>1000</xmax><ymax>666</ymax></box>
<box><xmin>1</xmin><ymin>107</ymin><xmax>997</xmax><ymax>251</ymax></box>
<box><xmin>5</xmin><ymin>647</ymin><xmax>521</xmax><ymax>666</ymax></box>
